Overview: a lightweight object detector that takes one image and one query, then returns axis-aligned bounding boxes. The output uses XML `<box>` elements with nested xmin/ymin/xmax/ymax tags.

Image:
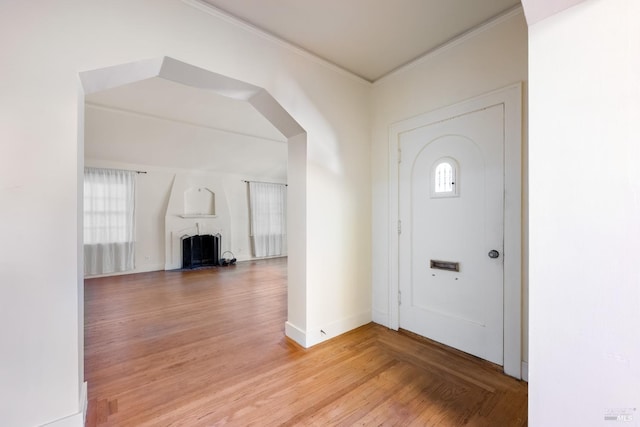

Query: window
<box><xmin>84</xmin><ymin>168</ymin><xmax>136</xmax><ymax>275</ymax></box>
<box><xmin>248</xmin><ymin>181</ymin><xmax>287</xmax><ymax>257</ymax></box>
<box><xmin>431</xmin><ymin>158</ymin><xmax>458</xmax><ymax>198</ymax></box>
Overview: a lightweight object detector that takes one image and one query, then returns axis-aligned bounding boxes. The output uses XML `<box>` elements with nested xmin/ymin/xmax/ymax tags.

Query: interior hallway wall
<box><xmin>528</xmin><ymin>0</ymin><xmax>640</xmax><ymax>424</ymax></box>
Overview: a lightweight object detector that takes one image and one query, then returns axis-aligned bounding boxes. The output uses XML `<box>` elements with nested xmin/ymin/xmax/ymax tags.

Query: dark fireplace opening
<box><xmin>182</xmin><ymin>234</ymin><xmax>221</xmax><ymax>269</ymax></box>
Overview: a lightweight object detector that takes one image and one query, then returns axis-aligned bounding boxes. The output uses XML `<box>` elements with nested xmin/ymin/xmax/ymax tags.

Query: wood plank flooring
<box><xmin>85</xmin><ymin>257</ymin><xmax>527</xmax><ymax>426</ymax></box>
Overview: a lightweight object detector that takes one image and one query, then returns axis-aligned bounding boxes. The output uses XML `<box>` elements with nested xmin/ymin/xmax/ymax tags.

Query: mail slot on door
<box><xmin>430</xmin><ymin>260</ymin><xmax>460</xmax><ymax>272</ymax></box>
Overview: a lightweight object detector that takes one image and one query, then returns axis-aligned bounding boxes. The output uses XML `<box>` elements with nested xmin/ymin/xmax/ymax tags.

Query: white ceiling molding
<box><xmin>521</xmin><ymin>0</ymin><xmax>588</xmax><ymax>25</ymax></box>
<box><xmin>194</xmin><ymin>0</ymin><xmax>521</xmax><ymax>82</ymax></box>
<box><xmin>184</xmin><ymin>0</ymin><xmax>523</xmax><ymax>84</ymax></box>
<box><xmin>374</xmin><ymin>5</ymin><xmax>524</xmax><ymax>86</ymax></box>
<box><xmin>181</xmin><ymin>0</ymin><xmax>371</xmax><ymax>86</ymax></box>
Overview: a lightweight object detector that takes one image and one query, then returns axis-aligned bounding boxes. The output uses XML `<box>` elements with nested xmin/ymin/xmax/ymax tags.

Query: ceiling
<box><xmin>85</xmin><ymin>78</ymin><xmax>288</xmax><ymax>178</ymax></box>
<box><xmin>85</xmin><ymin>77</ymin><xmax>286</xmax><ymax>143</ymax></box>
<box><xmin>201</xmin><ymin>0</ymin><xmax>522</xmax><ymax>82</ymax></box>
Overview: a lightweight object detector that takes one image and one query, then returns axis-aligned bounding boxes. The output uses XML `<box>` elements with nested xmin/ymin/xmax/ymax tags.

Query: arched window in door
<box><xmin>431</xmin><ymin>157</ymin><xmax>459</xmax><ymax>198</ymax></box>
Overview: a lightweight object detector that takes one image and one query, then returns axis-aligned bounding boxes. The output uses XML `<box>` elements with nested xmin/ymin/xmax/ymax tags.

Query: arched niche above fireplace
<box><xmin>182</xmin><ymin>187</ymin><xmax>216</xmax><ymax>218</ymax></box>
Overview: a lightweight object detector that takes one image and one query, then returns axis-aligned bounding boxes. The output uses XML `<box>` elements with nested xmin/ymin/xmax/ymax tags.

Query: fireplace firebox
<box><xmin>182</xmin><ymin>234</ymin><xmax>220</xmax><ymax>269</ymax></box>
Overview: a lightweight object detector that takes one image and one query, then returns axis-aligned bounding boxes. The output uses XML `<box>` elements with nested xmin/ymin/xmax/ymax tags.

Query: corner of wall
<box><xmin>521</xmin><ymin>361</ymin><xmax>529</xmax><ymax>382</ymax></box>
<box><xmin>372</xmin><ymin>309</ymin><xmax>389</xmax><ymax>327</ymax></box>
<box><xmin>285</xmin><ymin>321</ymin><xmax>308</xmax><ymax>347</ymax></box>
<box><xmin>305</xmin><ymin>310</ymin><xmax>372</xmax><ymax>348</ymax></box>
<box><xmin>41</xmin><ymin>381</ymin><xmax>87</xmax><ymax>427</ymax></box>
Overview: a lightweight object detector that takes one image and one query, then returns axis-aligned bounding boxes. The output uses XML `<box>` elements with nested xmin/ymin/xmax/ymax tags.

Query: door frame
<box><xmin>388</xmin><ymin>83</ymin><xmax>523</xmax><ymax>378</ymax></box>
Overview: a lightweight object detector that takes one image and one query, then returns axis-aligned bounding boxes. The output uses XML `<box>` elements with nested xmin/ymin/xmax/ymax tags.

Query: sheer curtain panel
<box><xmin>84</xmin><ymin>168</ymin><xmax>136</xmax><ymax>275</ymax></box>
<box><xmin>248</xmin><ymin>182</ymin><xmax>287</xmax><ymax>257</ymax></box>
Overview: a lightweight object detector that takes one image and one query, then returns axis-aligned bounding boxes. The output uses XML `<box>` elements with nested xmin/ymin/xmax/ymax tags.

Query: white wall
<box><xmin>0</xmin><ymin>1</ymin><xmax>371</xmax><ymax>425</ymax></box>
<box><xmin>370</xmin><ymin>11</ymin><xmax>529</xmax><ymax>363</ymax></box>
<box><xmin>528</xmin><ymin>0</ymin><xmax>640</xmax><ymax>425</ymax></box>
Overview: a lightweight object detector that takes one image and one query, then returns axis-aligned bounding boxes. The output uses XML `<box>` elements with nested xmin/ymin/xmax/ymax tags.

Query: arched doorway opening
<box><xmin>78</xmin><ymin>56</ymin><xmax>308</xmax><ymax>370</ymax></box>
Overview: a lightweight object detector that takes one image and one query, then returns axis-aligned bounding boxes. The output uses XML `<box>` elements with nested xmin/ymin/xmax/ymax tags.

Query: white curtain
<box><xmin>84</xmin><ymin>168</ymin><xmax>136</xmax><ymax>275</ymax></box>
<box><xmin>248</xmin><ymin>182</ymin><xmax>287</xmax><ymax>257</ymax></box>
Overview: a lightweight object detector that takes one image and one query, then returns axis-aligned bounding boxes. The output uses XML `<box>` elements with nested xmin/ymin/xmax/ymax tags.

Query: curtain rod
<box><xmin>85</xmin><ymin>166</ymin><xmax>147</xmax><ymax>174</ymax></box>
<box><xmin>243</xmin><ymin>180</ymin><xmax>287</xmax><ymax>186</ymax></box>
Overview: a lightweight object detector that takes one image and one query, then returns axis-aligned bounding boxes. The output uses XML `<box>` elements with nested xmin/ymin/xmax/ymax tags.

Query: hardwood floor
<box><xmin>85</xmin><ymin>258</ymin><xmax>527</xmax><ymax>426</ymax></box>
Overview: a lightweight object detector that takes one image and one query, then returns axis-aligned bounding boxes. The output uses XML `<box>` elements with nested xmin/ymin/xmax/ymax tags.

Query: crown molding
<box><xmin>181</xmin><ymin>0</ymin><xmax>372</xmax><ymax>85</ymax></box>
<box><xmin>182</xmin><ymin>0</ymin><xmax>524</xmax><ymax>86</ymax></box>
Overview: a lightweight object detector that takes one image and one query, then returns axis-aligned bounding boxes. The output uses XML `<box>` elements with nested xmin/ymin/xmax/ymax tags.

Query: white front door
<box><xmin>398</xmin><ymin>104</ymin><xmax>504</xmax><ymax>365</ymax></box>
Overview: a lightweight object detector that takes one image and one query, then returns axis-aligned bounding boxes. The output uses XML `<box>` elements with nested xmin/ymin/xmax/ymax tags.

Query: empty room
<box><xmin>1</xmin><ymin>1</ymin><xmax>638</xmax><ymax>426</ymax></box>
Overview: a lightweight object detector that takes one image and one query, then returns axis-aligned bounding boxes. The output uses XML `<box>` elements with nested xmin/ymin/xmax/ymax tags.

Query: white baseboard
<box><xmin>285</xmin><ymin>321</ymin><xmax>307</xmax><ymax>347</ymax></box>
<box><xmin>135</xmin><ymin>263</ymin><xmax>165</xmax><ymax>273</ymax></box>
<box><xmin>81</xmin><ymin>381</ymin><xmax>88</xmax><ymax>426</ymax></box>
<box><xmin>306</xmin><ymin>310</ymin><xmax>371</xmax><ymax>348</ymax></box>
<box><xmin>164</xmin><ymin>262</ymin><xmax>179</xmax><ymax>271</ymax></box>
<box><xmin>285</xmin><ymin>310</ymin><xmax>372</xmax><ymax>348</ymax></box>
<box><xmin>42</xmin><ymin>413</ymin><xmax>84</xmax><ymax>427</ymax></box>
<box><xmin>86</xmin><ymin>263</ymin><xmax>165</xmax><ymax>278</ymax></box>
<box><xmin>521</xmin><ymin>361</ymin><xmax>529</xmax><ymax>382</ymax></box>
<box><xmin>41</xmin><ymin>381</ymin><xmax>88</xmax><ymax>426</ymax></box>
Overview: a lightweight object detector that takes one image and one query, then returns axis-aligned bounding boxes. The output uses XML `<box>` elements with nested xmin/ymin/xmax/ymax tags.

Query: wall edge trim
<box><xmin>181</xmin><ymin>0</ymin><xmax>371</xmax><ymax>85</ymax></box>
<box><xmin>306</xmin><ymin>310</ymin><xmax>372</xmax><ymax>348</ymax></box>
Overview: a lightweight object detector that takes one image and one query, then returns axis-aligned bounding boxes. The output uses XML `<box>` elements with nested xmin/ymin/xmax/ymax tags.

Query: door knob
<box><xmin>488</xmin><ymin>250</ymin><xmax>500</xmax><ymax>259</ymax></box>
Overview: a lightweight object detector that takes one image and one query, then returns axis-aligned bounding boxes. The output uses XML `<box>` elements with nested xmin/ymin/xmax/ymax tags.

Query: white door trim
<box><xmin>388</xmin><ymin>83</ymin><xmax>523</xmax><ymax>378</ymax></box>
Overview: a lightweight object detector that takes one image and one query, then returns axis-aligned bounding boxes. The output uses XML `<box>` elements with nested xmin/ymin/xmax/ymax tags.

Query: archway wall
<box><xmin>0</xmin><ymin>2</ymin><xmax>372</xmax><ymax>426</ymax></box>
